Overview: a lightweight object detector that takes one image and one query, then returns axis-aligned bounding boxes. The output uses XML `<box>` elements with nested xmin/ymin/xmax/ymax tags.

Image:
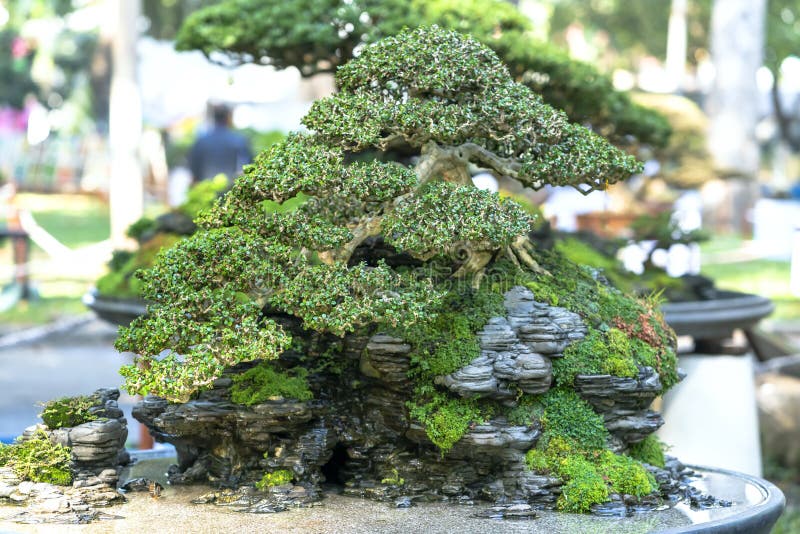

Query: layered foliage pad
<box><xmin>175</xmin><ymin>0</ymin><xmax>669</xmax><ymax>147</ymax></box>
<box><xmin>305</xmin><ymin>28</ymin><xmax>641</xmax><ymax>193</ymax></box>
<box><xmin>117</xmin><ymin>27</ymin><xmax>643</xmax><ymax>402</ymax></box>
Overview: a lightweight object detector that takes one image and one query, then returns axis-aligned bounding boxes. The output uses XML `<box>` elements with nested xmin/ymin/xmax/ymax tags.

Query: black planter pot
<box><xmin>82</xmin><ymin>290</ymin><xmax>147</xmax><ymax>327</ymax></box>
<box><xmin>661</xmin><ymin>290</ymin><xmax>774</xmax><ymax>342</ymax></box>
<box><xmin>660</xmin><ymin>465</ymin><xmax>785</xmax><ymax>534</ymax></box>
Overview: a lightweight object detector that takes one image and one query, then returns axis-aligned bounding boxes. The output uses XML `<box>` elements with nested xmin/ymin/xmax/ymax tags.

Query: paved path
<box><xmin>0</xmin><ymin>318</ymin><xmax>140</xmax><ymax>444</ymax></box>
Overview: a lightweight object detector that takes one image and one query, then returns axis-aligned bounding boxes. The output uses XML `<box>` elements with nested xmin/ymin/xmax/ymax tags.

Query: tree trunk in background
<box><xmin>109</xmin><ymin>0</ymin><xmax>143</xmax><ymax>247</ymax></box>
<box><xmin>706</xmin><ymin>0</ymin><xmax>766</xmax><ymax>234</ymax></box>
<box><xmin>707</xmin><ymin>0</ymin><xmax>765</xmax><ymax>176</ymax></box>
<box><xmin>665</xmin><ymin>0</ymin><xmax>687</xmax><ymax>93</ymax></box>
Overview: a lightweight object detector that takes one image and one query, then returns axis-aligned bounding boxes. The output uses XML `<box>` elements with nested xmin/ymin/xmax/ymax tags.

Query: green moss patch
<box><xmin>0</xmin><ymin>429</ymin><xmax>72</xmax><ymax>485</ymax></box>
<box><xmin>255</xmin><ymin>469</ymin><xmax>294</xmax><ymax>490</ymax></box>
<box><xmin>401</xmin><ymin>263</ymin><xmax>512</xmax><ymax>453</ymax></box>
<box><xmin>527</xmin><ymin>250</ymin><xmax>679</xmax><ymax>391</ymax></box>
<box><xmin>525</xmin><ymin>435</ymin><xmax>657</xmax><ymax>513</ymax></box>
<box><xmin>628</xmin><ymin>434</ymin><xmax>667</xmax><ymax>468</ymax></box>
<box><xmin>39</xmin><ymin>395</ymin><xmax>99</xmax><ymax>430</ymax></box>
<box><xmin>230</xmin><ymin>362</ymin><xmax>312</xmax><ymax>405</ymax></box>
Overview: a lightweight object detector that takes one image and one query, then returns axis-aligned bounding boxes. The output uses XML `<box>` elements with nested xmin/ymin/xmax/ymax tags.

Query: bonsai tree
<box><xmin>176</xmin><ymin>0</ymin><xmax>670</xmax><ymax>148</ymax></box>
<box><xmin>120</xmin><ymin>28</ymin><xmax>680</xmax><ymax>514</ymax></box>
<box><xmin>118</xmin><ymin>26</ymin><xmax>640</xmax><ymax>399</ymax></box>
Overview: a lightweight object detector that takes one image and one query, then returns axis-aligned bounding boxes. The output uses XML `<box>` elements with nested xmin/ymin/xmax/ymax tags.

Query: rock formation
<box><xmin>134</xmin><ymin>287</ymin><xmax>679</xmax><ymax>513</ymax></box>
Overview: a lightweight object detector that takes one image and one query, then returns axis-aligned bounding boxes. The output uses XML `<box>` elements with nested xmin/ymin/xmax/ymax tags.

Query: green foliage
<box><xmin>628</xmin><ymin>434</ymin><xmax>667</xmax><ymax>468</ymax></box>
<box><xmin>176</xmin><ymin>0</ymin><xmax>412</xmax><ymax>76</ymax></box>
<box><xmin>240</xmin><ymin>129</ymin><xmax>287</xmax><ymax>154</ymax></box>
<box><xmin>525</xmin><ymin>448</ymin><xmax>549</xmax><ymax>473</ymax></box>
<box><xmin>540</xmin><ymin>388</ymin><xmax>609</xmax><ymax>452</ymax></box>
<box><xmin>381</xmin><ymin>468</ymin><xmax>405</xmax><ymax>486</ymax></box>
<box><xmin>39</xmin><ymin>395</ymin><xmax>99</xmax><ymax>430</ymax></box>
<box><xmin>179</xmin><ymin>174</ymin><xmax>231</xmax><ymax>220</ymax></box>
<box><xmin>524</xmin><ymin>251</ymin><xmax>679</xmax><ymax>391</ymax></box>
<box><xmin>525</xmin><ymin>434</ymin><xmax>657</xmax><ymax>512</ymax></box>
<box><xmin>175</xmin><ymin>0</ymin><xmax>669</xmax><ymax>146</ymax></box>
<box><xmin>407</xmin><ymin>394</ymin><xmax>490</xmax><ymax>453</ymax></box>
<box><xmin>557</xmin><ymin>454</ymin><xmax>609</xmax><ymax>513</ymax></box>
<box><xmin>553</xmin><ymin>450</ymin><xmax>656</xmax><ymax>512</ymax></box>
<box><xmin>126</xmin><ymin>217</ymin><xmax>158</xmax><ymax>242</ymax></box>
<box><xmin>306</xmin><ymin>27</ymin><xmax>641</xmax><ymax>194</ymax></box>
<box><xmin>0</xmin><ymin>430</ymin><xmax>72</xmax><ymax>486</ymax></box>
<box><xmin>230</xmin><ymin>362</ymin><xmax>312</xmax><ymax>405</ymax></box>
<box><xmin>255</xmin><ymin>469</ymin><xmax>294</xmax><ymax>490</ymax></box>
<box><xmin>400</xmin><ymin>273</ymin><xmax>508</xmax><ymax>452</ymax></box>
<box><xmin>555</xmin><ymin>329</ymin><xmax>638</xmax><ymax>386</ymax></box>
<box><xmin>383</xmin><ymin>182</ymin><xmax>533</xmax><ymax>258</ymax></box>
<box><xmin>96</xmin><ymin>233</ymin><xmax>182</xmax><ymax>298</ymax></box>
<box><xmin>119</xmin><ymin>28</ymin><xmax>645</xmax><ymax>405</ymax></box>
<box><xmin>598</xmin><ymin>450</ymin><xmax>658</xmax><ymax>497</ymax></box>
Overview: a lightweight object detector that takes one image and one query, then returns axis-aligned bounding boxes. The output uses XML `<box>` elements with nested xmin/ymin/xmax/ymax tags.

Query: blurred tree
<box><xmin>707</xmin><ymin>0</ymin><xmax>765</xmax><ymax>179</ymax></box>
<box><xmin>766</xmin><ymin>0</ymin><xmax>800</xmax><ymax>151</ymax></box>
<box><xmin>548</xmin><ymin>0</ymin><xmax>712</xmax><ymax>70</ymax></box>
<box><xmin>141</xmin><ymin>0</ymin><xmax>219</xmax><ymax>40</ymax></box>
<box><xmin>0</xmin><ymin>28</ymin><xmax>38</xmax><ymax>109</ymax></box>
<box><xmin>174</xmin><ymin>0</ymin><xmax>670</xmax><ymax>148</ymax></box>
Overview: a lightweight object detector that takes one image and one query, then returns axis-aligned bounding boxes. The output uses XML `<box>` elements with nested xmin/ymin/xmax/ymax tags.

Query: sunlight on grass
<box><xmin>701</xmin><ymin>260</ymin><xmax>791</xmax><ymax>298</ymax></box>
<box><xmin>0</xmin><ymin>297</ymin><xmax>89</xmax><ymax>331</ymax></box>
<box><xmin>0</xmin><ymin>194</ymin><xmax>111</xmax><ymax>328</ymax></box>
<box><xmin>701</xmin><ymin>257</ymin><xmax>799</xmax><ymax>320</ymax></box>
<box><xmin>15</xmin><ymin>193</ymin><xmax>110</xmax><ymax>248</ymax></box>
<box><xmin>699</xmin><ymin>234</ymin><xmax>744</xmax><ymax>255</ymax></box>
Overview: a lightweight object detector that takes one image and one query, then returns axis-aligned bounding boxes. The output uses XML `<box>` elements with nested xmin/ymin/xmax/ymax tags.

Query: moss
<box><xmin>557</xmin><ymin>454</ymin><xmax>609</xmax><ymax>513</ymax></box>
<box><xmin>400</xmin><ymin>264</ymin><xmax>511</xmax><ymax>452</ymax></box>
<box><xmin>520</xmin><ymin>386</ymin><xmax>658</xmax><ymax>512</ymax></box>
<box><xmin>381</xmin><ymin>468</ymin><xmax>405</xmax><ymax>486</ymax></box>
<box><xmin>525</xmin><ymin>448</ymin><xmax>549</xmax><ymax>473</ymax></box>
<box><xmin>628</xmin><ymin>434</ymin><xmax>666</xmax><ymax>468</ymax></box>
<box><xmin>540</xmin><ymin>388</ymin><xmax>609</xmax><ymax>452</ymax></box>
<box><xmin>525</xmin><ymin>250</ymin><xmax>679</xmax><ymax>392</ymax></box>
<box><xmin>526</xmin><ymin>435</ymin><xmax>657</xmax><ymax>513</ymax></box>
<box><xmin>597</xmin><ymin>451</ymin><xmax>657</xmax><ymax>497</ymax></box>
<box><xmin>39</xmin><ymin>395</ymin><xmax>99</xmax><ymax>430</ymax></box>
<box><xmin>230</xmin><ymin>362</ymin><xmax>312</xmax><ymax>405</ymax></box>
<box><xmin>255</xmin><ymin>469</ymin><xmax>294</xmax><ymax>490</ymax></box>
<box><xmin>0</xmin><ymin>430</ymin><xmax>72</xmax><ymax>485</ymax></box>
<box><xmin>407</xmin><ymin>393</ymin><xmax>491</xmax><ymax>453</ymax></box>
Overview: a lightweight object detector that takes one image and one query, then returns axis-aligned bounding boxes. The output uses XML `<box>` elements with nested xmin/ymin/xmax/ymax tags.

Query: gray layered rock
<box><xmin>504</xmin><ymin>287</ymin><xmax>587</xmax><ymax>355</ymax></box>
<box><xmin>132</xmin><ymin>286</ymin><xmax>675</xmax><ymax>514</ymax></box>
<box><xmin>18</xmin><ymin>389</ymin><xmax>129</xmax><ymax>488</ymax></box>
<box><xmin>0</xmin><ymin>466</ymin><xmax>124</xmax><ymax>524</ymax></box>
<box><xmin>575</xmin><ymin>367</ymin><xmax>665</xmax><ymax>442</ymax></box>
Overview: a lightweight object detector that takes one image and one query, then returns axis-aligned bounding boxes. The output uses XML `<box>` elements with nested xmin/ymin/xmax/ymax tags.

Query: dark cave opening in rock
<box><xmin>320</xmin><ymin>443</ymin><xmax>349</xmax><ymax>487</ymax></box>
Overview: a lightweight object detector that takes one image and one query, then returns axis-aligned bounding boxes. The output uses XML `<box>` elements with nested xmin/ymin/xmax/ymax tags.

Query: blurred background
<box><xmin>1</xmin><ymin>0</ymin><xmax>800</xmax><ymax>531</ymax></box>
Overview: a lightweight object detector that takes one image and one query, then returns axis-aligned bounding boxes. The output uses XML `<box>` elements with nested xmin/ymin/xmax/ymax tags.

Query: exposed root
<box><xmin>508</xmin><ymin>236</ymin><xmax>549</xmax><ymax>276</ymax></box>
<box><xmin>452</xmin><ymin>250</ymin><xmax>493</xmax><ymax>288</ymax></box>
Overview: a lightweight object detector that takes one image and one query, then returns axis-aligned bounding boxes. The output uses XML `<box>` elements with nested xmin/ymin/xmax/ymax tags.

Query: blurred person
<box><xmin>188</xmin><ymin>104</ymin><xmax>252</xmax><ymax>184</ymax></box>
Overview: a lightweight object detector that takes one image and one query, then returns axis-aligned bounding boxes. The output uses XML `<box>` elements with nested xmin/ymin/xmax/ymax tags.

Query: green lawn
<box><xmin>15</xmin><ymin>193</ymin><xmax>110</xmax><ymax>248</ymax></box>
<box><xmin>701</xmin><ymin>259</ymin><xmax>799</xmax><ymax>320</ymax></box>
<box><xmin>0</xmin><ymin>193</ymin><xmax>111</xmax><ymax>328</ymax></box>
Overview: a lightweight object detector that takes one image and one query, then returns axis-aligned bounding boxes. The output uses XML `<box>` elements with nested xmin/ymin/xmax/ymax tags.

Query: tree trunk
<box><xmin>706</xmin><ymin>0</ymin><xmax>766</xmax><ymax>179</ymax></box>
<box><xmin>705</xmin><ymin>0</ymin><xmax>766</xmax><ymax>235</ymax></box>
<box><xmin>665</xmin><ymin>0</ymin><xmax>688</xmax><ymax>93</ymax></box>
<box><xmin>108</xmin><ymin>0</ymin><xmax>144</xmax><ymax>247</ymax></box>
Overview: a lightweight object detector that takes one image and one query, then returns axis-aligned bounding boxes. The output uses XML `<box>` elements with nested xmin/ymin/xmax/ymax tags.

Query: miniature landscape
<box><xmin>1</xmin><ymin>1</ymin><xmax>796</xmax><ymax>532</ymax></box>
